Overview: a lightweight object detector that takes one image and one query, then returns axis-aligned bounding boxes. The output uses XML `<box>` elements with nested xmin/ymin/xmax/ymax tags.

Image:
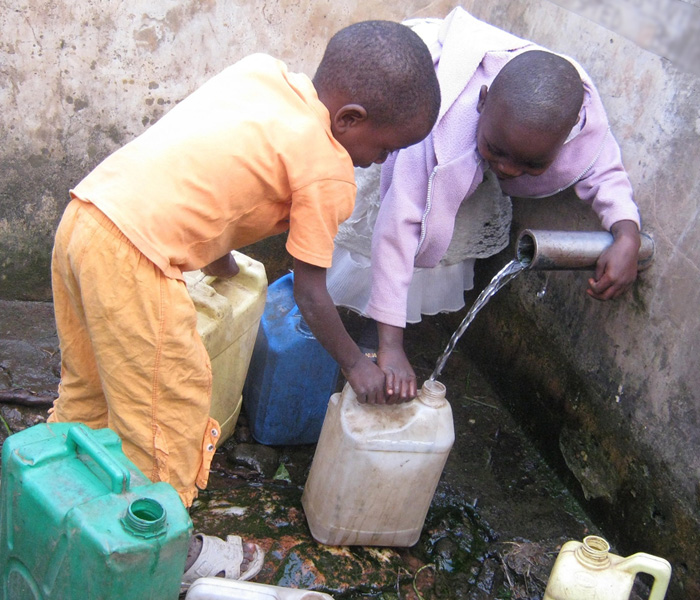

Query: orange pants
<box><xmin>49</xmin><ymin>199</ymin><xmax>220</xmax><ymax>507</ymax></box>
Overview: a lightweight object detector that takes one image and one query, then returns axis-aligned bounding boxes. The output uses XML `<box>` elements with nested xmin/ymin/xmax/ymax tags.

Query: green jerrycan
<box><xmin>543</xmin><ymin>535</ymin><xmax>672</xmax><ymax>600</ymax></box>
<box><xmin>0</xmin><ymin>423</ymin><xmax>193</xmax><ymax>600</ymax></box>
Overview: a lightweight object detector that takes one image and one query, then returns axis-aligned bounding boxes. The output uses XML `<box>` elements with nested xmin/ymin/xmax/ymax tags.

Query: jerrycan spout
<box><xmin>418</xmin><ymin>379</ymin><xmax>447</xmax><ymax>408</ymax></box>
<box><xmin>516</xmin><ymin>229</ymin><xmax>655</xmax><ymax>271</ymax></box>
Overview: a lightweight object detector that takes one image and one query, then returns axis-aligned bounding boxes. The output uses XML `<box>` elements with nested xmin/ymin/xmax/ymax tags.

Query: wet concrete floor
<box><xmin>0</xmin><ymin>299</ymin><xmax>646</xmax><ymax>599</ymax></box>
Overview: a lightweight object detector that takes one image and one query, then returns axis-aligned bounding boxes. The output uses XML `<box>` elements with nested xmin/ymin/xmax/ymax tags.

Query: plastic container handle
<box><xmin>619</xmin><ymin>553</ymin><xmax>672</xmax><ymax>600</ymax></box>
<box><xmin>289</xmin><ymin>304</ymin><xmax>315</xmax><ymax>337</ymax></box>
<box><xmin>66</xmin><ymin>425</ymin><xmax>131</xmax><ymax>494</ymax></box>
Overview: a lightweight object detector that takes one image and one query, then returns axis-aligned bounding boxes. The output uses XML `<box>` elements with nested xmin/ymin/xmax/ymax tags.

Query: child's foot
<box><xmin>181</xmin><ymin>533</ymin><xmax>264</xmax><ymax>592</ymax></box>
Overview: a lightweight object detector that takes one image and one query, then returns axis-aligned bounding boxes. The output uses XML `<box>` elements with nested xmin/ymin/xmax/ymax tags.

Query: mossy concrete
<box><xmin>0</xmin><ymin>299</ymin><xmax>621</xmax><ymax>600</ymax></box>
<box><xmin>447</xmin><ymin>254</ymin><xmax>699</xmax><ymax>600</ymax></box>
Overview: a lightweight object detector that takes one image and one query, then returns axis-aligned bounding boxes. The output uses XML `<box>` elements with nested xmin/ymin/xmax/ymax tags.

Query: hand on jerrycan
<box><xmin>202</xmin><ymin>252</ymin><xmax>240</xmax><ymax>278</ymax></box>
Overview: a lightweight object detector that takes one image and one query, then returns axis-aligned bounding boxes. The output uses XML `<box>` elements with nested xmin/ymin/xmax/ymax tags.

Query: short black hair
<box><xmin>314</xmin><ymin>20</ymin><xmax>440</xmax><ymax>128</ymax></box>
<box><xmin>488</xmin><ymin>50</ymin><xmax>584</xmax><ymax>135</ymax></box>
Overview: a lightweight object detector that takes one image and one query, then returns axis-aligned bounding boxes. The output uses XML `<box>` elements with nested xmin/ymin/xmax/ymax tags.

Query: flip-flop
<box><xmin>181</xmin><ymin>533</ymin><xmax>265</xmax><ymax>593</ymax></box>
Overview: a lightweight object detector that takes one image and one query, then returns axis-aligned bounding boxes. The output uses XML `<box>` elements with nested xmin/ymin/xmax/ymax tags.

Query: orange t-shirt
<box><xmin>71</xmin><ymin>54</ymin><xmax>356</xmax><ymax>279</ymax></box>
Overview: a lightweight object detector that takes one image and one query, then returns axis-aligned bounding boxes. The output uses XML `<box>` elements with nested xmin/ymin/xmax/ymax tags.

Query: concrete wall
<box><xmin>1</xmin><ymin>0</ymin><xmax>698</xmax><ymax>596</ymax></box>
<box><xmin>0</xmin><ymin>0</ymin><xmax>446</xmax><ymax>299</ymax></box>
<box><xmin>451</xmin><ymin>1</ymin><xmax>700</xmax><ymax>598</ymax></box>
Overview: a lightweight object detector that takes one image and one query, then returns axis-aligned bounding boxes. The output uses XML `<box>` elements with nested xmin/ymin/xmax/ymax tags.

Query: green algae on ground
<box><xmin>417</xmin><ymin>494</ymin><xmax>491</xmax><ymax>576</ymax></box>
<box><xmin>189</xmin><ymin>476</ymin><xmax>500</xmax><ymax>599</ymax></box>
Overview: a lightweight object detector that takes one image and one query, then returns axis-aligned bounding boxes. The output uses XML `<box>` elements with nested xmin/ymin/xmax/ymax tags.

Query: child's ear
<box><xmin>476</xmin><ymin>85</ymin><xmax>489</xmax><ymax>114</ymax></box>
<box><xmin>333</xmin><ymin>104</ymin><xmax>369</xmax><ymax>133</ymax></box>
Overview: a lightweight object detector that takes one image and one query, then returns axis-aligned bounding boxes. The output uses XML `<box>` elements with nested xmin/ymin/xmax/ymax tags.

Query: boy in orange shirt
<box><xmin>49</xmin><ymin>20</ymin><xmax>440</xmax><ymax>587</ymax></box>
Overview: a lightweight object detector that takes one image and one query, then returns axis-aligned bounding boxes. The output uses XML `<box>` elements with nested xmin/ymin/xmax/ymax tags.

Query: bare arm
<box><xmin>292</xmin><ymin>258</ymin><xmax>387</xmax><ymax>404</ymax></box>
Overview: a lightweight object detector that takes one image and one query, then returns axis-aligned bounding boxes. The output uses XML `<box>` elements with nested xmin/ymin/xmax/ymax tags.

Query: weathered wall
<box><xmin>1</xmin><ymin>0</ymin><xmax>699</xmax><ymax>596</ymax></box>
<box><xmin>450</xmin><ymin>1</ymin><xmax>700</xmax><ymax>598</ymax></box>
<box><xmin>0</xmin><ymin>0</ymin><xmax>452</xmax><ymax>299</ymax></box>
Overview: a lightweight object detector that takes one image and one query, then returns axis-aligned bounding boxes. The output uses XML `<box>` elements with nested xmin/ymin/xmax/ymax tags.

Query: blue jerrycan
<box><xmin>0</xmin><ymin>423</ymin><xmax>193</xmax><ymax>600</ymax></box>
<box><xmin>243</xmin><ymin>272</ymin><xmax>340</xmax><ymax>445</ymax></box>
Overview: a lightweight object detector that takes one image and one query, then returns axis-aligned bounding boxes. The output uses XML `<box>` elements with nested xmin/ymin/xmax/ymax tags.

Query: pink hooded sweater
<box><xmin>366</xmin><ymin>7</ymin><xmax>641</xmax><ymax>328</ymax></box>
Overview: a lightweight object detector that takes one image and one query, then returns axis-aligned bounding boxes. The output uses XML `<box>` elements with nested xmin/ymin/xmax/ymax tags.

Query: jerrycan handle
<box><xmin>67</xmin><ymin>425</ymin><xmax>131</xmax><ymax>494</ymax></box>
<box><xmin>618</xmin><ymin>552</ymin><xmax>672</xmax><ymax>600</ymax></box>
<box><xmin>289</xmin><ymin>304</ymin><xmax>315</xmax><ymax>338</ymax></box>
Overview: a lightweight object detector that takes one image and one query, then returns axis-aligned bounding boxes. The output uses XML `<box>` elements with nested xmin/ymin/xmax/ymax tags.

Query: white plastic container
<box><xmin>185</xmin><ymin>578</ymin><xmax>334</xmax><ymax>600</ymax></box>
<box><xmin>301</xmin><ymin>380</ymin><xmax>454</xmax><ymax>547</ymax></box>
<box><xmin>543</xmin><ymin>535</ymin><xmax>672</xmax><ymax>600</ymax></box>
<box><xmin>185</xmin><ymin>251</ymin><xmax>267</xmax><ymax>443</ymax></box>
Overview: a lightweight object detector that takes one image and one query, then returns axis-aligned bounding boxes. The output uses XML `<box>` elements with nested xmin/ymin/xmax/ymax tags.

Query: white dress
<box><xmin>327</xmin><ymin>164</ymin><xmax>511</xmax><ymax>324</ymax></box>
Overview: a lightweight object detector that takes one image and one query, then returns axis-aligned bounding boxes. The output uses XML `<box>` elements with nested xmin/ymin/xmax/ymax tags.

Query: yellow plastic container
<box><xmin>543</xmin><ymin>535</ymin><xmax>672</xmax><ymax>600</ymax></box>
<box><xmin>185</xmin><ymin>251</ymin><xmax>267</xmax><ymax>443</ymax></box>
<box><xmin>302</xmin><ymin>380</ymin><xmax>454</xmax><ymax>547</ymax></box>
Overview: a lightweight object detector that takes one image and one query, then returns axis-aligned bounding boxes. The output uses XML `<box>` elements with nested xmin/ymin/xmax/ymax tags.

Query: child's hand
<box><xmin>588</xmin><ymin>220</ymin><xmax>640</xmax><ymax>300</ymax></box>
<box><xmin>374</xmin><ymin>322</ymin><xmax>417</xmax><ymax>403</ymax></box>
<box><xmin>202</xmin><ymin>253</ymin><xmax>240</xmax><ymax>278</ymax></box>
<box><xmin>378</xmin><ymin>346</ymin><xmax>417</xmax><ymax>404</ymax></box>
<box><xmin>292</xmin><ymin>259</ymin><xmax>387</xmax><ymax>404</ymax></box>
<box><xmin>343</xmin><ymin>357</ymin><xmax>387</xmax><ymax>404</ymax></box>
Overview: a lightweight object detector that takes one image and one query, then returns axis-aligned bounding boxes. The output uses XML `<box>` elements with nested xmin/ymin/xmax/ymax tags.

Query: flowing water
<box><xmin>430</xmin><ymin>259</ymin><xmax>526</xmax><ymax>381</ymax></box>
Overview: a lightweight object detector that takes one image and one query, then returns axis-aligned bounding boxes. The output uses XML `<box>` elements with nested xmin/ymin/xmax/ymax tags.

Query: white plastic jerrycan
<box><xmin>185</xmin><ymin>578</ymin><xmax>334</xmax><ymax>600</ymax></box>
<box><xmin>544</xmin><ymin>535</ymin><xmax>672</xmax><ymax>600</ymax></box>
<box><xmin>185</xmin><ymin>251</ymin><xmax>267</xmax><ymax>443</ymax></box>
<box><xmin>302</xmin><ymin>379</ymin><xmax>454</xmax><ymax>547</ymax></box>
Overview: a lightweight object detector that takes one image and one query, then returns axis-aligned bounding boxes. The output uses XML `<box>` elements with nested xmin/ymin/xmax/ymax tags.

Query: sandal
<box><xmin>181</xmin><ymin>533</ymin><xmax>265</xmax><ymax>593</ymax></box>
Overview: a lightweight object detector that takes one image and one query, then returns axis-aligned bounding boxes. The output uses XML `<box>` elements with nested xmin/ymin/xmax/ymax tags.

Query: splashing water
<box><xmin>430</xmin><ymin>260</ymin><xmax>526</xmax><ymax>381</ymax></box>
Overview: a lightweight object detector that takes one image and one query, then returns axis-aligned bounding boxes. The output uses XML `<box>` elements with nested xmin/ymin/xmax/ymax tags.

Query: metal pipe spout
<box><xmin>516</xmin><ymin>229</ymin><xmax>655</xmax><ymax>271</ymax></box>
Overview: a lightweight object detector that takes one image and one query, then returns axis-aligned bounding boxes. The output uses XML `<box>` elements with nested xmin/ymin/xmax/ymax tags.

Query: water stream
<box><xmin>430</xmin><ymin>259</ymin><xmax>526</xmax><ymax>381</ymax></box>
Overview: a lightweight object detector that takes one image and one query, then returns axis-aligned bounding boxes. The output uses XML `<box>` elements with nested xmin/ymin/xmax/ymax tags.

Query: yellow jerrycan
<box><xmin>185</xmin><ymin>251</ymin><xmax>267</xmax><ymax>442</ymax></box>
<box><xmin>543</xmin><ymin>535</ymin><xmax>672</xmax><ymax>600</ymax></box>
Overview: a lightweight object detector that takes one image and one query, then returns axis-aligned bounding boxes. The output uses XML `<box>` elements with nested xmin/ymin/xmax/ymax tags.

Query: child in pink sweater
<box><xmin>328</xmin><ymin>8</ymin><xmax>641</xmax><ymax>401</ymax></box>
